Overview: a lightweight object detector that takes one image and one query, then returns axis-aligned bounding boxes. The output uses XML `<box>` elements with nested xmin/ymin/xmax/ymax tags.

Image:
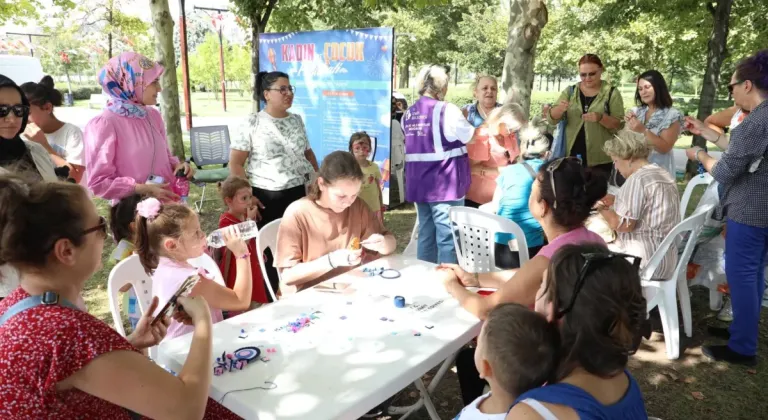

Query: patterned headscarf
<box><xmin>98</xmin><ymin>52</ymin><xmax>164</xmax><ymax>119</ymax></box>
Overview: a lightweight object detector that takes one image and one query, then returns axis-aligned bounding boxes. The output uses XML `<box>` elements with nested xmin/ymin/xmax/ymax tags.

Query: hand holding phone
<box><xmin>152</xmin><ymin>275</ymin><xmax>200</xmax><ymax>326</ymax></box>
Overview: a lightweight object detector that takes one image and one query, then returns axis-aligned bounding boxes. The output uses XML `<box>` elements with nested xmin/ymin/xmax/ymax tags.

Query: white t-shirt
<box><xmin>454</xmin><ymin>392</ymin><xmax>507</xmax><ymax>420</ymax></box>
<box><xmin>391</xmin><ymin>118</ymin><xmax>405</xmax><ymax>169</ymax></box>
<box><xmin>45</xmin><ymin>122</ymin><xmax>85</xmax><ymax>166</ymax></box>
<box><xmin>230</xmin><ymin>111</ymin><xmax>314</xmax><ymax>191</ymax></box>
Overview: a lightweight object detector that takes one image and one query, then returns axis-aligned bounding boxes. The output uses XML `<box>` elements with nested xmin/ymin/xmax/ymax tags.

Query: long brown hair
<box><xmin>306</xmin><ymin>151</ymin><xmax>364</xmax><ymax>200</ymax></box>
<box><xmin>134</xmin><ymin>201</ymin><xmax>195</xmax><ymax>274</ymax></box>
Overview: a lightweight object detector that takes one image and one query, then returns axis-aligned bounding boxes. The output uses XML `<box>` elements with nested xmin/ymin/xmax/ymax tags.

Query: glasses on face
<box><xmin>0</xmin><ymin>104</ymin><xmax>29</xmax><ymax>119</ymax></box>
<box><xmin>555</xmin><ymin>251</ymin><xmax>642</xmax><ymax>319</ymax></box>
<box><xmin>267</xmin><ymin>85</ymin><xmax>295</xmax><ymax>95</ymax></box>
<box><xmin>579</xmin><ymin>71</ymin><xmax>598</xmax><ymax>79</ymax></box>
<box><xmin>727</xmin><ymin>80</ymin><xmax>745</xmax><ymax>95</ymax></box>
<box><xmin>83</xmin><ymin>216</ymin><xmax>108</xmax><ymax>239</ymax></box>
<box><xmin>545</xmin><ymin>157</ymin><xmax>581</xmax><ymax>209</ymax></box>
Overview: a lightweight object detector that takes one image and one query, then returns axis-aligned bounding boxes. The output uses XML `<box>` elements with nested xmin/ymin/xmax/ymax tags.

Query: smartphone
<box><xmin>146</xmin><ymin>175</ymin><xmax>165</xmax><ymax>185</ymax></box>
<box><xmin>151</xmin><ymin>274</ymin><xmax>200</xmax><ymax>325</ymax></box>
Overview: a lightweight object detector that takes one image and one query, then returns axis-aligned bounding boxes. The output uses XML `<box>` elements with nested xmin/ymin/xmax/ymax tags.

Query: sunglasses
<box><xmin>0</xmin><ymin>104</ymin><xmax>29</xmax><ymax>119</ymax></box>
<box><xmin>579</xmin><ymin>71</ymin><xmax>598</xmax><ymax>79</ymax></box>
<box><xmin>727</xmin><ymin>80</ymin><xmax>745</xmax><ymax>95</ymax></box>
<box><xmin>556</xmin><ymin>251</ymin><xmax>642</xmax><ymax>319</ymax></box>
<box><xmin>267</xmin><ymin>85</ymin><xmax>295</xmax><ymax>95</ymax></box>
<box><xmin>545</xmin><ymin>157</ymin><xmax>581</xmax><ymax>209</ymax></box>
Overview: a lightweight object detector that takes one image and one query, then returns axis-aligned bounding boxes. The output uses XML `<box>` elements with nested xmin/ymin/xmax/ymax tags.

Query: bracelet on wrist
<box><xmin>328</xmin><ymin>253</ymin><xmax>335</xmax><ymax>269</ymax></box>
<box><xmin>236</xmin><ymin>253</ymin><xmax>251</xmax><ymax>260</ymax></box>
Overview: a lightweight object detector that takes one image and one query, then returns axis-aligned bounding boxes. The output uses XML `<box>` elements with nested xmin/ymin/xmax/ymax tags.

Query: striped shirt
<box><xmin>611</xmin><ymin>164</ymin><xmax>680</xmax><ymax>279</ymax></box>
<box><xmin>712</xmin><ymin>100</ymin><xmax>768</xmax><ymax>227</ymax></box>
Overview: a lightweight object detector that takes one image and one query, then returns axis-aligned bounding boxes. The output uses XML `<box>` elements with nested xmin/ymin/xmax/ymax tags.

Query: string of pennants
<box><xmin>259</xmin><ymin>33</ymin><xmax>296</xmax><ymax>44</ymax></box>
<box><xmin>346</xmin><ymin>29</ymin><xmax>392</xmax><ymax>41</ymax></box>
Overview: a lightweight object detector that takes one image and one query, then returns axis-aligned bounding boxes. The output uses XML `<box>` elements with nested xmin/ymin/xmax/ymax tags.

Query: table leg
<box><xmin>387</xmin><ymin>351</ymin><xmax>458</xmax><ymax>419</ymax></box>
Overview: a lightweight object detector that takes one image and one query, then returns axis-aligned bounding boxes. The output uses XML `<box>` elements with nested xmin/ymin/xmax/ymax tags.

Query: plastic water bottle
<box><xmin>172</xmin><ymin>168</ymin><xmax>190</xmax><ymax>203</ymax></box>
<box><xmin>207</xmin><ymin>220</ymin><xmax>259</xmax><ymax>248</ymax></box>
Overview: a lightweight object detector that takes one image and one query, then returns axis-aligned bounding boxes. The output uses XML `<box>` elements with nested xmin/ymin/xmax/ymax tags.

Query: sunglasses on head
<box><xmin>0</xmin><ymin>104</ymin><xmax>29</xmax><ymax>119</ymax></box>
<box><xmin>727</xmin><ymin>80</ymin><xmax>745</xmax><ymax>95</ymax></box>
<box><xmin>555</xmin><ymin>251</ymin><xmax>642</xmax><ymax>319</ymax></box>
<box><xmin>545</xmin><ymin>157</ymin><xmax>582</xmax><ymax>209</ymax></box>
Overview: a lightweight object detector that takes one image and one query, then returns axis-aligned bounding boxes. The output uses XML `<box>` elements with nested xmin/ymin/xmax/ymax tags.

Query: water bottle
<box><xmin>697</xmin><ymin>162</ymin><xmax>705</xmax><ymax>175</ymax></box>
<box><xmin>207</xmin><ymin>220</ymin><xmax>259</xmax><ymax>248</ymax></box>
<box><xmin>172</xmin><ymin>168</ymin><xmax>190</xmax><ymax>203</ymax></box>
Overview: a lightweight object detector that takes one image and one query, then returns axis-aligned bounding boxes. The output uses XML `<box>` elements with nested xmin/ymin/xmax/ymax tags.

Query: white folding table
<box><xmin>157</xmin><ymin>255</ymin><xmax>482</xmax><ymax>420</ymax></box>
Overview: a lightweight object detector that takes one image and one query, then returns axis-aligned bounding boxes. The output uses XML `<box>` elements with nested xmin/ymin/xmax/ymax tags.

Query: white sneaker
<box><xmin>718</xmin><ymin>297</ymin><xmax>733</xmax><ymax>322</ymax></box>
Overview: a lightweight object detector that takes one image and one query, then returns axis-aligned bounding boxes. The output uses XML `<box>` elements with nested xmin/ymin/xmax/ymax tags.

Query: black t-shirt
<box><xmin>570</xmin><ymin>91</ymin><xmax>597</xmax><ymax>166</ymax></box>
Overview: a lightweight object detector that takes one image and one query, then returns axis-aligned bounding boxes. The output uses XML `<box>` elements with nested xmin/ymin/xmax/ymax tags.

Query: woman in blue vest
<box><xmin>403</xmin><ymin>65</ymin><xmax>477</xmax><ymax>264</ymax></box>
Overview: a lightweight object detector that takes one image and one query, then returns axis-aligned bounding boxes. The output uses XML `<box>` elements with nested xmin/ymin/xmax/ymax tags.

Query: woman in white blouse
<box><xmin>21</xmin><ymin>76</ymin><xmax>86</xmax><ymax>183</ymax></box>
<box><xmin>230</xmin><ymin>71</ymin><xmax>319</xmax><ymax>297</ymax></box>
<box><xmin>624</xmin><ymin>70</ymin><xmax>683</xmax><ymax>179</ymax></box>
<box><xmin>595</xmin><ymin>129</ymin><xmax>680</xmax><ymax>279</ymax></box>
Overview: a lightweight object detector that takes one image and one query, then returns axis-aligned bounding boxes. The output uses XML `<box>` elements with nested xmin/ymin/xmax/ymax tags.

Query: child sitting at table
<box><xmin>109</xmin><ymin>193</ymin><xmax>143</xmax><ymax>330</ymax></box>
<box><xmin>454</xmin><ymin>303</ymin><xmax>558</xmax><ymax>420</ymax></box>
<box><xmin>349</xmin><ymin>131</ymin><xmax>384</xmax><ymax>221</ymax></box>
<box><xmin>218</xmin><ymin>176</ymin><xmax>270</xmax><ymax>309</ymax></box>
<box><xmin>134</xmin><ymin>197</ymin><xmax>253</xmax><ymax>339</ymax></box>
<box><xmin>275</xmin><ymin>151</ymin><xmax>396</xmax><ymax>295</ymax></box>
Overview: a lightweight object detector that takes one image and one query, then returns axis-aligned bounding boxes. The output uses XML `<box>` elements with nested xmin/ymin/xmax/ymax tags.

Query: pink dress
<box><xmin>152</xmin><ymin>257</ymin><xmax>224</xmax><ymax>339</ymax></box>
<box><xmin>83</xmin><ymin>107</ymin><xmax>179</xmax><ymax>201</ymax></box>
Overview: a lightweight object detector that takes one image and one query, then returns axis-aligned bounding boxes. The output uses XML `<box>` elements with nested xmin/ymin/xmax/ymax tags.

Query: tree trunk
<box><xmin>537</xmin><ymin>74</ymin><xmax>542</xmax><ymax>91</ymax></box>
<box><xmin>500</xmin><ymin>0</ymin><xmax>548</xmax><ymax>117</ymax></box>
<box><xmin>557</xmin><ymin>76</ymin><xmax>561</xmax><ymax>92</ymax></box>
<box><xmin>150</xmin><ymin>0</ymin><xmax>185</xmax><ymax>159</ymax></box>
<box><xmin>687</xmin><ymin>0</ymin><xmax>733</xmax><ymax>176</ymax></box>
<box><xmin>64</xmin><ymin>67</ymin><xmax>73</xmax><ymax>95</ymax></box>
<box><xmin>108</xmin><ymin>1</ymin><xmax>114</xmax><ymax>58</ymax></box>
<box><xmin>399</xmin><ymin>59</ymin><xmax>410</xmax><ymax>89</ymax></box>
<box><xmin>545</xmin><ymin>76</ymin><xmax>550</xmax><ymax>91</ymax></box>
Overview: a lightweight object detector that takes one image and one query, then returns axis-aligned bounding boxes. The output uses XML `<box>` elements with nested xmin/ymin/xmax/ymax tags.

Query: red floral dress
<box><xmin>0</xmin><ymin>287</ymin><xmax>240</xmax><ymax>419</ymax></box>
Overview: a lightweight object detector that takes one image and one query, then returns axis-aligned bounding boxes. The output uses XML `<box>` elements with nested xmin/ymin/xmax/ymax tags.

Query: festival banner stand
<box><xmin>258</xmin><ymin>27</ymin><xmax>399</xmax><ymax>207</ymax></box>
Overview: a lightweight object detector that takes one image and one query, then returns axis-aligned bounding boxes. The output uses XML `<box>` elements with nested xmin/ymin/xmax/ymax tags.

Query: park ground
<box><xmin>84</xmin><ymin>176</ymin><xmax>764</xmax><ymax>420</ymax></box>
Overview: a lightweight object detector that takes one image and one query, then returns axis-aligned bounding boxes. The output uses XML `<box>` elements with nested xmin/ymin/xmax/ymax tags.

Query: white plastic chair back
<box><xmin>641</xmin><ymin>204</ymin><xmax>713</xmax><ymax>359</ymax></box>
<box><xmin>256</xmin><ymin>219</ymin><xmax>280</xmax><ymax>301</ymax></box>
<box><xmin>679</xmin><ymin>173</ymin><xmax>713</xmax><ymax>220</ymax></box>
<box><xmin>107</xmin><ymin>255</ymin><xmax>153</xmax><ymax>338</ymax></box>
<box><xmin>449</xmin><ymin>206</ymin><xmax>529</xmax><ymax>273</ymax></box>
<box><xmin>402</xmin><ymin>205</ymin><xmax>419</xmax><ymax>257</ymax></box>
<box><xmin>187</xmin><ymin>253</ymin><xmax>226</xmax><ymax>286</ymax></box>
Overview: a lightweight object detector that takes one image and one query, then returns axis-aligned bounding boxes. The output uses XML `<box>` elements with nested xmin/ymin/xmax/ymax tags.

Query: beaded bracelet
<box><xmin>237</xmin><ymin>253</ymin><xmax>251</xmax><ymax>260</ymax></box>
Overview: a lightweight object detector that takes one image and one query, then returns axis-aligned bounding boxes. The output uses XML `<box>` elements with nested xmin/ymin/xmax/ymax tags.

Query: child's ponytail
<box><xmin>132</xmin><ymin>197</ymin><xmax>194</xmax><ymax>275</ymax></box>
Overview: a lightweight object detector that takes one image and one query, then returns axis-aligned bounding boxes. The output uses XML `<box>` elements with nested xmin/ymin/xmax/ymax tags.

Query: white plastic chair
<box><xmin>641</xmin><ymin>204</ymin><xmax>713</xmax><ymax>359</ymax></box>
<box><xmin>107</xmin><ymin>255</ymin><xmax>158</xmax><ymax>359</ymax></box>
<box><xmin>255</xmin><ymin>219</ymin><xmax>280</xmax><ymax>301</ymax></box>
<box><xmin>403</xmin><ymin>205</ymin><xmax>419</xmax><ymax>257</ymax></box>
<box><xmin>679</xmin><ymin>173</ymin><xmax>713</xmax><ymax>220</ymax></box>
<box><xmin>449</xmin><ymin>206</ymin><xmax>529</xmax><ymax>273</ymax></box>
<box><xmin>187</xmin><ymin>253</ymin><xmax>226</xmax><ymax>286</ymax></box>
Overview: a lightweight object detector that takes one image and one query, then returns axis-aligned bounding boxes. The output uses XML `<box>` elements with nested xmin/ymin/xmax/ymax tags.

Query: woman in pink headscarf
<box><xmin>84</xmin><ymin>52</ymin><xmax>194</xmax><ymax>202</ymax></box>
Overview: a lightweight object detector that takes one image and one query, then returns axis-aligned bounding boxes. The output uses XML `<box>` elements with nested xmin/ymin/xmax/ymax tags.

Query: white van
<box><xmin>0</xmin><ymin>55</ymin><xmax>45</xmax><ymax>85</ymax></box>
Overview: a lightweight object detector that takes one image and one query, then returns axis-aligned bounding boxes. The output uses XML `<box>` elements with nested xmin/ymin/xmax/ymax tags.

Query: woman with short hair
<box><xmin>403</xmin><ymin>64</ymin><xmax>476</xmax><ymax>264</ymax></box>
<box><xmin>461</xmin><ymin>75</ymin><xmax>501</xmax><ymax>128</ymax></box>
<box><xmin>685</xmin><ymin>49</ymin><xmax>768</xmax><ymax>365</ymax></box>
<box><xmin>624</xmin><ymin>70</ymin><xmax>683</xmax><ymax>178</ymax></box>
<box><xmin>547</xmin><ymin>54</ymin><xmax>624</xmax><ymax>177</ymax></box>
<box><xmin>596</xmin><ymin>129</ymin><xmax>680</xmax><ymax>279</ymax></box>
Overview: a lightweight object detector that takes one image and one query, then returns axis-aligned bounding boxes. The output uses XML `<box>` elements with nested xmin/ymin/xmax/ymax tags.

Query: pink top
<box><xmin>466</xmin><ymin>129</ymin><xmax>519</xmax><ymax>204</ymax></box>
<box><xmin>83</xmin><ymin>107</ymin><xmax>179</xmax><ymax>201</ymax></box>
<box><xmin>152</xmin><ymin>257</ymin><xmax>224</xmax><ymax>340</ymax></box>
<box><xmin>537</xmin><ymin>226</ymin><xmax>605</xmax><ymax>259</ymax></box>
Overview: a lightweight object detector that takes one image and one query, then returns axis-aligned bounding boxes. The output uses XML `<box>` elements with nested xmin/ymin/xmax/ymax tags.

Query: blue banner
<box><xmin>258</xmin><ymin>28</ymin><xmax>395</xmax><ymax>204</ymax></box>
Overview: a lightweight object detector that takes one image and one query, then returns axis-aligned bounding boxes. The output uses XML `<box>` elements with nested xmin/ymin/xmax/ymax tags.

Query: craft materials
<box><xmin>348</xmin><ymin>237</ymin><xmax>361</xmax><ymax>250</ymax></box>
<box><xmin>425</xmin><ymin>325</ymin><xmax>434</xmax><ymax>329</ymax></box>
<box><xmin>213</xmin><ymin>346</ymin><xmax>260</xmax><ymax>376</ymax></box>
<box><xmin>413</xmin><ymin>332</ymin><xmax>421</xmax><ymax>337</ymax></box>
<box><xmin>380</xmin><ymin>317</ymin><xmax>388</xmax><ymax>321</ymax></box>
<box><xmin>238</xmin><ymin>329</ymin><xmax>248</xmax><ymax>339</ymax></box>
<box><xmin>340</xmin><ymin>316</ymin><xmax>347</xmax><ymax>320</ymax></box>
<box><xmin>275</xmin><ymin>311</ymin><xmax>321</xmax><ymax>333</ymax></box>
<box><xmin>362</xmin><ymin>267</ymin><xmax>402</xmax><ymax>279</ymax></box>
<box><xmin>394</xmin><ymin>296</ymin><xmax>406</xmax><ymax>308</ymax></box>
<box><xmin>219</xmin><ymin>381</ymin><xmax>277</xmax><ymax>403</ymax></box>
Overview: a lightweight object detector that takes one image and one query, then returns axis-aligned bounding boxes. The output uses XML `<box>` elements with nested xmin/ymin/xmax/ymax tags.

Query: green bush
<box><xmin>72</xmin><ymin>86</ymin><xmax>103</xmax><ymax>100</ymax></box>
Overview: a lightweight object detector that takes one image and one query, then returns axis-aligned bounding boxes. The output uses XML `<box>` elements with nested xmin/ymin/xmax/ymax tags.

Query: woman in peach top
<box><xmin>464</xmin><ymin>103</ymin><xmax>523</xmax><ymax>208</ymax></box>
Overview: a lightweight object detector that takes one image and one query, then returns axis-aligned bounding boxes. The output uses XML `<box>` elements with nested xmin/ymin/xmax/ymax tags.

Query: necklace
<box><xmin>478</xmin><ymin>103</ymin><xmax>492</xmax><ymax>120</ymax></box>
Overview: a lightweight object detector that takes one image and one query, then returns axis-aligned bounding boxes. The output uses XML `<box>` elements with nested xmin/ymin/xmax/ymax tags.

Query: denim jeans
<box><xmin>415</xmin><ymin>199</ymin><xmax>463</xmax><ymax>264</ymax></box>
<box><xmin>725</xmin><ymin>219</ymin><xmax>768</xmax><ymax>356</ymax></box>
